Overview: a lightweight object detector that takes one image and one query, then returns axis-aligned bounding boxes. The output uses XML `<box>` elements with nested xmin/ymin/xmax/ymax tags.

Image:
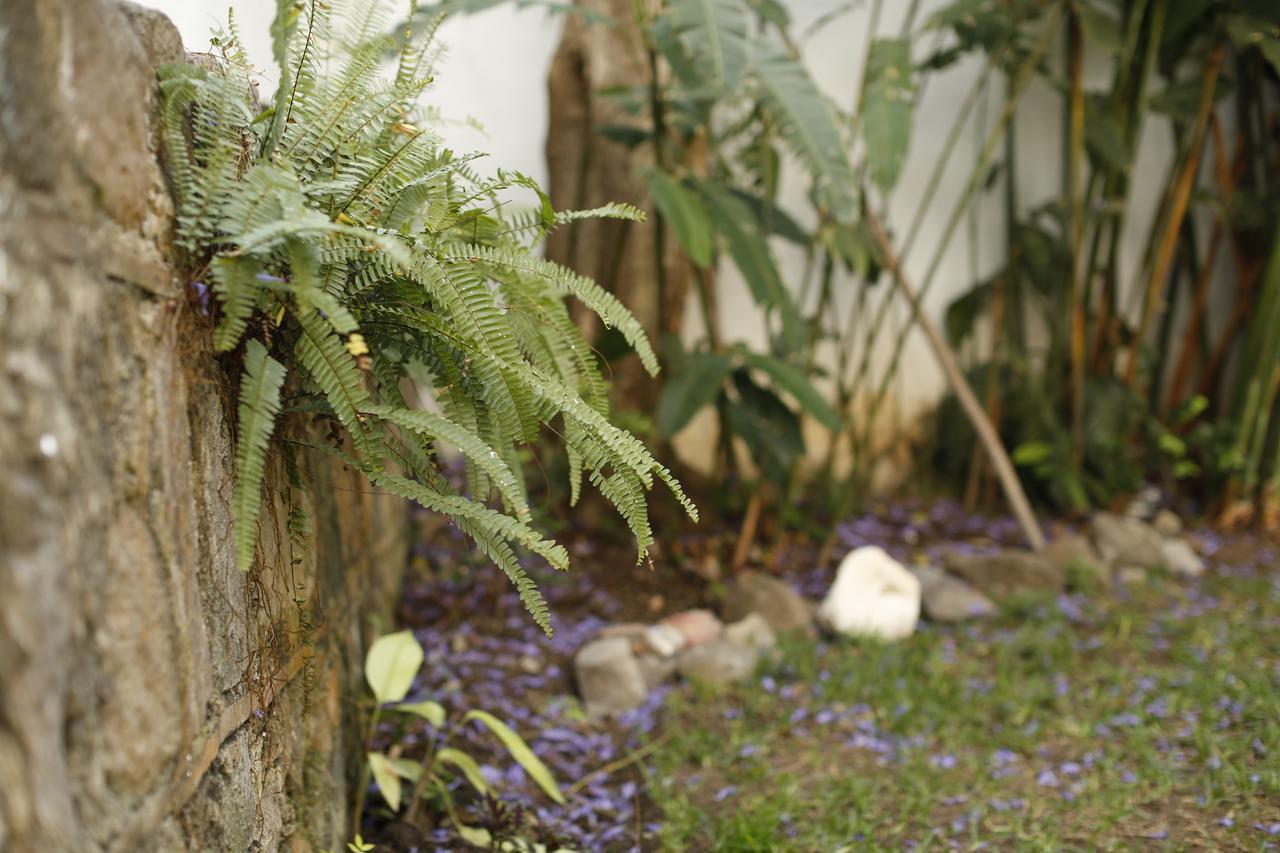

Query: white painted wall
<box><xmin>140</xmin><ymin>1</ymin><xmax>1189</xmax><ymax>479</ymax></box>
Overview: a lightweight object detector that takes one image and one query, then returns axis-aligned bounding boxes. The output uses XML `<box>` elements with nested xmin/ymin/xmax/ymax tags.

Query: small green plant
<box><xmin>358</xmin><ymin>631</ymin><xmax>562</xmax><ymax>844</ymax></box>
<box><xmin>160</xmin><ymin>0</ymin><xmax>694</xmax><ymax>635</ymax></box>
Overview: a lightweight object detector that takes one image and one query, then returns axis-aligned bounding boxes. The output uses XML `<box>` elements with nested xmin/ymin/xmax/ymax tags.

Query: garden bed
<box><xmin>371</xmin><ymin>502</ymin><xmax>1280</xmax><ymax>850</ymax></box>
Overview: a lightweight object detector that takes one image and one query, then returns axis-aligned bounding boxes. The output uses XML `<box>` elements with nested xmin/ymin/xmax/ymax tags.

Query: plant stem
<box><xmin>865</xmin><ymin>210</ymin><xmax>1045</xmax><ymax>551</ymax></box>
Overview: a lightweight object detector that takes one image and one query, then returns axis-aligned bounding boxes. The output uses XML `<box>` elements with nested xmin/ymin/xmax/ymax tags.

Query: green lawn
<box><xmin>644</xmin><ymin>566</ymin><xmax>1280</xmax><ymax>850</ymax></box>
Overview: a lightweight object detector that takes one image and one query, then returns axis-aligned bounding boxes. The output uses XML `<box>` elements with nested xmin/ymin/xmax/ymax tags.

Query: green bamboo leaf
<box><xmin>647</xmin><ymin>170</ymin><xmax>714</xmax><ymax>268</ymax></box>
<box><xmin>364</xmin><ymin>630</ymin><xmax>424</xmax><ymax>704</ymax></box>
<box><xmin>861</xmin><ymin>38</ymin><xmax>915</xmax><ymax>192</ymax></box>
<box><xmin>463</xmin><ymin>710</ymin><xmax>565</xmax><ymax>804</ymax></box>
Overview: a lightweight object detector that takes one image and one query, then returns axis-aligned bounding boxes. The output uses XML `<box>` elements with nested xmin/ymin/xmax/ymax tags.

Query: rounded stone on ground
<box><xmin>1152</xmin><ymin>508</ymin><xmax>1183</xmax><ymax>537</ymax></box>
<box><xmin>661</xmin><ymin>608</ymin><xmax>723</xmax><ymax>647</ymax></box>
<box><xmin>723</xmin><ymin>613</ymin><xmax>778</xmax><ymax>650</ymax></box>
<box><xmin>574</xmin><ymin>636</ymin><xmax>649</xmax><ymax>717</ymax></box>
<box><xmin>722</xmin><ymin>570</ymin><xmax>815</xmax><ymax>637</ymax></box>
<box><xmin>819</xmin><ymin>546</ymin><xmax>921</xmax><ymax>641</ymax></box>
<box><xmin>676</xmin><ymin>640</ymin><xmax>759</xmax><ymax>685</ymax></box>
<box><xmin>643</xmin><ymin>623</ymin><xmax>686</xmax><ymax>657</ymax></box>
<box><xmin>912</xmin><ymin>565</ymin><xmax>996</xmax><ymax>622</ymax></box>
<box><xmin>1160</xmin><ymin>538</ymin><xmax>1205</xmax><ymax>577</ymax></box>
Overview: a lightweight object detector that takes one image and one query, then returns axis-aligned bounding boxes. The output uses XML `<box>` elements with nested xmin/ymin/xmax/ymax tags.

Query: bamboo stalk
<box><xmin>1123</xmin><ymin>42</ymin><xmax>1224</xmax><ymax>387</ymax></box>
<box><xmin>1066</xmin><ymin>6</ymin><xmax>1086</xmax><ymax>467</ymax></box>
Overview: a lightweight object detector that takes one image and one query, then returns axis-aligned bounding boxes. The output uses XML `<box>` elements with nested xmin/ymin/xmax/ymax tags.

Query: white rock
<box><xmin>819</xmin><ymin>546</ymin><xmax>922</xmax><ymax>641</ymax></box>
<box><xmin>1161</xmin><ymin>538</ymin><xmax>1206</xmax><ymax>577</ymax></box>
<box><xmin>643</xmin><ymin>623</ymin><xmax>686</xmax><ymax>658</ymax></box>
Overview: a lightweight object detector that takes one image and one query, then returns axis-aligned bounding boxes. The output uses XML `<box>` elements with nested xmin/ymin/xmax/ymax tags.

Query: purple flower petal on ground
<box><xmin>713</xmin><ymin>785</ymin><xmax>737</xmax><ymax>802</ymax></box>
<box><xmin>1036</xmin><ymin>769</ymin><xmax>1059</xmax><ymax>787</ymax></box>
<box><xmin>930</xmin><ymin>753</ymin><xmax>958</xmax><ymax>769</ymax></box>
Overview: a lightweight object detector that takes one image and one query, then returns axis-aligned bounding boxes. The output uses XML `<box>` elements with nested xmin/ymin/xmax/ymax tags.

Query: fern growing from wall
<box><xmin>160</xmin><ymin>0</ymin><xmax>694</xmax><ymax>635</ymax></box>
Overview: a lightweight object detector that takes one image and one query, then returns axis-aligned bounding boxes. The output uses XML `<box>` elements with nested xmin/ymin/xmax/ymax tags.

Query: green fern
<box><xmin>160</xmin><ymin>0</ymin><xmax>693</xmax><ymax>633</ymax></box>
<box><xmin>234</xmin><ymin>340</ymin><xmax>287</xmax><ymax>570</ymax></box>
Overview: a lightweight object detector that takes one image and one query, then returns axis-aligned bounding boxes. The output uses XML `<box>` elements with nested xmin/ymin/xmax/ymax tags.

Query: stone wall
<box><xmin>0</xmin><ymin>3</ymin><xmax>407</xmax><ymax>850</ymax></box>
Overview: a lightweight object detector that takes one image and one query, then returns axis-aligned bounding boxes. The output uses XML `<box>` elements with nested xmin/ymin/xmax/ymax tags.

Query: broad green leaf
<box><xmin>455</xmin><ymin>824</ymin><xmax>492</xmax><ymax>847</ymax></box>
<box><xmin>665</xmin><ymin>0</ymin><xmax>752</xmax><ymax>95</ymax></box>
<box><xmin>389</xmin><ymin>757</ymin><xmax>424</xmax><ymax>782</ymax></box>
<box><xmin>747</xmin><ymin>0</ymin><xmax>789</xmax><ymax>27</ymax></box>
<box><xmin>463</xmin><ymin>710</ymin><xmax>566</xmax><ymax>804</ymax></box>
<box><xmin>647</xmin><ymin>171</ymin><xmax>714</xmax><ymax>268</ymax></box>
<box><xmin>435</xmin><ymin>747</ymin><xmax>492</xmax><ymax>794</ymax></box>
<box><xmin>752</xmin><ymin>45</ymin><xmax>858</xmax><ymax>222</ymax></box>
<box><xmin>394</xmin><ymin>700</ymin><xmax>446</xmax><ymax>727</ymax></box>
<box><xmin>364</xmin><ymin>630</ymin><xmax>424</xmax><ymax>704</ymax></box>
<box><xmin>1072</xmin><ymin>1</ymin><xmax>1122</xmax><ymax>52</ymax></box>
<box><xmin>1226</xmin><ymin>15</ymin><xmax>1280</xmax><ymax>74</ymax></box>
<box><xmin>1012</xmin><ymin>440</ymin><xmax>1054</xmax><ymax>466</ymax></box>
<box><xmin>367</xmin><ymin>752</ymin><xmax>403</xmax><ymax>812</ymax></box>
<box><xmin>729</xmin><ymin>189</ymin><xmax>810</xmax><ymax>244</ymax></box>
<box><xmin>944</xmin><ymin>279</ymin><xmax>994</xmax><ymax>348</ymax></box>
<box><xmin>724</xmin><ymin>371</ymin><xmax>804</xmax><ymax>488</ymax></box>
<box><xmin>656</xmin><ymin>351</ymin><xmax>733</xmax><ymax>437</ymax></box>
<box><xmin>861</xmin><ymin>38</ymin><xmax>915</xmax><ymax>192</ymax></box>
<box><xmin>739</xmin><ymin>350</ymin><xmax>840</xmax><ymax>432</ymax></box>
<box><xmin>699</xmin><ymin>183</ymin><xmax>804</xmax><ymax>351</ymax></box>
<box><xmin>1084</xmin><ymin>97</ymin><xmax>1128</xmax><ymax>174</ymax></box>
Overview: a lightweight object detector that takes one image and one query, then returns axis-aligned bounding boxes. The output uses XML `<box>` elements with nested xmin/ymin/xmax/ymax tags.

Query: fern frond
<box><xmin>365</xmin><ymin>404</ymin><xmax>530</xmax><ymax>521</ymax></box>
<box><xmin>210</xmin><ymin>256</ymin><xmax>265</xmax><ymax>351</ymax></box>
<box><xmin>450</xmin><ymin>243</ymin><xmax>659</xmax><ymax>376</ymax></box>
<box><xmin>294</xmin><ymin>309</ymin><xmax>376</xmax><ymax>457</ymax></box>
<box><xmin>234</xmin><ymin>340</ymin><xmax>287</xmax><ymax>570</ymax></box>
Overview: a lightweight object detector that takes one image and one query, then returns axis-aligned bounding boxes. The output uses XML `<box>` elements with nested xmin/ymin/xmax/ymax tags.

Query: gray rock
<box><xmin>1153</xmin><ymin>509</ymin><xmax>1183</xmax><ymax>537</ymax></box>
<box><xmin>1161</xmin><ymin>538</ymin><xmax>1206</xmax><ymax>577</ymax></box>
<box><xmin>723</xmin><ymin>570</ymin><xmax>815</xmax><ymax>637</ymax></box>
<box><xmin>635</xmin><ymin>653</ymin><xmax>679</xmax><ymax>690</ymax></box>
<box><xmin>1092</xmin><ymin>512</ymin><xmax>1166</xmax><ymax>569</ymax></box>
<box><xmin>1042</xmin><ymin>534</ymin><xmax>1109</xmax><ymax>589</ymax></box>
<box><xmin>1117</xmin><ymin>566</ymin><xmax>1148</xmax><ymax>585</ymax></box>
<box><xmin>943</xmin><ymin>549</ymin><xmax>1064</xmax><ymax>600</ymax></box>
<box><xmin>574</xmin><ymin>637</ymin><xmax>649</xmax><ymax>716</ymax></box>
<box><xmin>723</xmin><ymin>613</ymin><xmax>778</xmax><ymax>650</ymax></box>
<box><xmin>676</xmin><ymin>641</ymin><xmax>759</xmax><ymax>685</ymax></box>
<box><xmin>912</xmin><ymin>565</ymin><xmax>997</xmax><ymax>622</ymax></box>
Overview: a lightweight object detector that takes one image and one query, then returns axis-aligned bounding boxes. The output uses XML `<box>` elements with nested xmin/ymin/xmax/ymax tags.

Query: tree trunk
<box><xmin>544</xmin><ymin>0</ymin><xmax>697</xmax><ymax>408</ymax></box>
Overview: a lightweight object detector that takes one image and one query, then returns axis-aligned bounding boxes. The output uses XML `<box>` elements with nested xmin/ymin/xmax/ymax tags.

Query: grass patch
<box><xmin>645</xmin><ymin>570</ymin><xmax>1280</xmax><ymax>849</ymax></box>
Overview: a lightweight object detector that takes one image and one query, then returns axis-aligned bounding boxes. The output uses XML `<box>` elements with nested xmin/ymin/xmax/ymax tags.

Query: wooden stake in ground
<box><xmin>865</xmin><ymin>210</ymin><xmax>1046</xmax><ymax>552</ymax></box>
